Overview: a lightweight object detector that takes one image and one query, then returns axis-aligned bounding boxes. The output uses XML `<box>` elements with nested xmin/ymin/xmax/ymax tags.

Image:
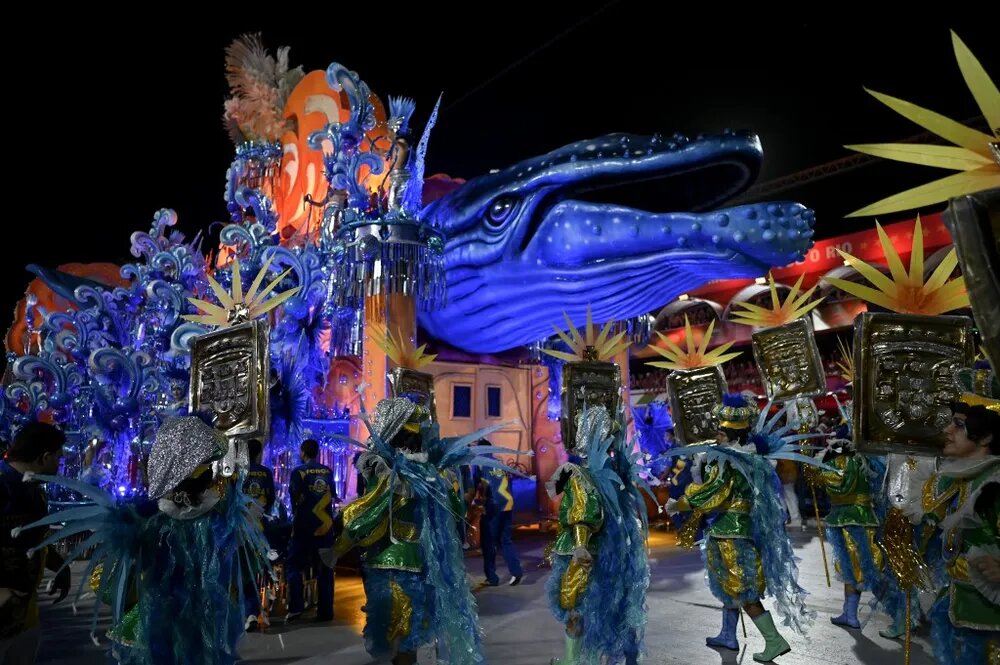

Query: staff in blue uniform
<box><xmin>475</xmin><ymin>439</ymin><xmax>523</xmax><ymax>587</ymax></box>
<box><xmin>241</xmin><ymin>438</ymin><xmax>275</xmax><ymax>632</ymax></box>
<box><xmin>286</xmin><ymin>439</ymin><xmax>335</xmax><ymax>622</ymax></box>
<box><xmin>244</xmin><ymin>439</ymin><xmax>276</xmax><ymax>515</ymax></box>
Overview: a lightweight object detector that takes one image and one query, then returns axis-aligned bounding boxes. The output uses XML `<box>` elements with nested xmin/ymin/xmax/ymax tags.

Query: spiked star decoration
<box><xmin>646</xmin><ymin>316</ymin><xmax>740</xmax><ymax>371</ymax></box>
<box><xmin>182</xmin><ymin>256</ymin><xmax>301</xmax><ymax>328</ymax></box>
<box><xmin>368</xmin><ymin>327</ymin><xmax>437</xmax><ymax>370</ymax></box>
<box><xmin>730</xmin><ymin>273</ymin><xmax>823</xmax><ymax>329</ymax></box>
<box><xmin>541</xmin><ymin>306</ymin><xmax>631</xmax><ymax>363</ymax></box>
<box><xmin>823</xmin><ymin>217</ymin><xmax>968</xmax><ymax>315</ymax></box>
<box><xmin>846</xmin><ymin>31</ymin><xmax>999</xmax><ymax>217</ymax></box>
<box><xmin>836</xmin><ymin>336</ymin><xmax>855</xmax><ymax>384</ymax></box>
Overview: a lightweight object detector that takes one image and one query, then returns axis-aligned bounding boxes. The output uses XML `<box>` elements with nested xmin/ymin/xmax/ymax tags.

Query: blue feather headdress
<box><xmin>715</xmin><ymin>392</ymin><xmax>758</xmax><ymax>430</ymax></box>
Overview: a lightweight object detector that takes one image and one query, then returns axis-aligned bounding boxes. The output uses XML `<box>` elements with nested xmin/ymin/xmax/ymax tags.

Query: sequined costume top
<box><xmin>922</xmin><ymin>458</ymin><xmax>1000</xmax><ymax>631</ymax></box>
<box><xmin>817</xmin><ymin>453</ymin><xmax>879</xmax><ymax>528</ymax></box>
<box><xmin>334</xmin><ymin>469</ymin><xmax>465</xmax><ymax>573</ymax></box>
<box><xmin>673</xmin><ymin>460</ymin><xmax>752</xmax><ymax>539</ymax></box>
<box><xmin>552</xmin><ymin>465</ymin><xmax>605</xmax><ymax>557</ymax></box>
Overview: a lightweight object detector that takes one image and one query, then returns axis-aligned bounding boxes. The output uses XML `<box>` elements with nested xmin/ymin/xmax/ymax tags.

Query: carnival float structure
<box><xmin>3</xmin><ymin>33</ymin><xmax>824</xmax><ymax>515</ymax></box>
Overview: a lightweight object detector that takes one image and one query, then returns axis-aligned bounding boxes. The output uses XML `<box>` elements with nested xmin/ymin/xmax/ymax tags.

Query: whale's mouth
<box><xmin>572</xmin><ymin>160</ymin><xmax>753</xmax><ymax>213</ymax></box>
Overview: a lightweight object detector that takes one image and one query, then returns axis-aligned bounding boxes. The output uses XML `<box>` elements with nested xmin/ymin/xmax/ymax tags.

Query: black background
<box><xmin>4</xmin><ymin>5</ymin><xmax>995</xmax><ymax>349</ymax></box>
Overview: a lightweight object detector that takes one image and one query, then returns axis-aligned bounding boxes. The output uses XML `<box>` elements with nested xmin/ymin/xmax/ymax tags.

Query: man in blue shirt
<box><xmin>243</xmin><ymin>439</ymin><xmax>275</xmax><ymax>515</ymax></box>
<box><xmin>241</xmin><ymin>439</ymin><xmax>275</xmax><ymax>632</ymax></box>
<box><xmin>474</xmin><ymin>439</ymin><xmax>523</xmax><ymax>587</ymax></box>
<box><xmin>1</xmin><ymin>423</ymin><xmax>71</xmax><ymax>663</ymax></box>
<box><xmin>286</xmin><ymin>439</ymin><xmax>336</xmax><ymax>622</ymax></box>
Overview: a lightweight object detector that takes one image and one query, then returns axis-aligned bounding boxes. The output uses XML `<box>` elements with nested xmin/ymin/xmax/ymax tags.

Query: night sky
<box><xmin>5</xmin><ymin>6</ymin><xmax>996</xmax><ymax>349</ymax></box>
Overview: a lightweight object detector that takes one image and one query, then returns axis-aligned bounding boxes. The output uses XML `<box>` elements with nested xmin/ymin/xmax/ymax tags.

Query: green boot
<box><xmin>750</xmin><ymin>611</ymin><xmax>791</xmax><ymax>663</ymax></box>
<box><xmin>879</xmin><ymin>615</ymin><xmax>906</xmax><ymax>640</ymax></box>
<box><xmin>551</xmin><ymin>634</ymin><xmax>581</xmax><ymax>665</ymax></box>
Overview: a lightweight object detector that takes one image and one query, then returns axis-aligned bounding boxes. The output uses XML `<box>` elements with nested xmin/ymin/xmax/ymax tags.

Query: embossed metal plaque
<box><xmin>751</xmin><ymin>317</ymin><xmax>826</xmax><ymax>401</ymax></box>
<box><xmin>189</xmin><ymin>319</ymin><xmax>270</xmax><ymax>440</ymax></box>
<box><xmin>666</xmin><ymin>366</ymin><xmax>726</xmax><ymax>445</ymax></box>
<box><xmin>561</xmin><ymin>361</ymin><xmax>622</xmax><ymax>448</ymax></box>
<box><xmin>854</xmin><ymin>312</ymin><xmax>974</xmax><ymax>456</ymax></box>
<box><xmin>387</xmin><ymin>367</ymin><xmax>438</xmax><ymax>421</ymax></box>
<box><xmin>942</xmin><ymin>189</ymin><xmax>999</xmax><ymax>368</ymax></box>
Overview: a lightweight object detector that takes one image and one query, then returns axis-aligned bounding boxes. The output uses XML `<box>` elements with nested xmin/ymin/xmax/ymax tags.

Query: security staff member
<box><xmin>286</xmin><ymin>439</ymin><xmax>335</xmax><ymax>622</ymax></box>
<box><xmin>474</xmin><ymin>440</ymin><xmax>523</xmax><ymax>587</ymax></box>
<box><xmin>241</xmin><ymin>439</ymin><xmax>275</xmax><ymax>632</ymax></box>
<box><xmin>243</xmin><ymin>439</ymin><xmax>275</xmax><ymax>514</ymax></box>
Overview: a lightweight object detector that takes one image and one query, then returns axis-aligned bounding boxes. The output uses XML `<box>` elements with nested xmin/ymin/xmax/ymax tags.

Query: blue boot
<box><xmin>706</xmin><ymin>607</ymin><xmax>740</xmax><ymax>651</ymax></box>
<box><xmin>831</xmin><ymin>592</ymin><xmax>861</xmax><ymax>629</ymax></box>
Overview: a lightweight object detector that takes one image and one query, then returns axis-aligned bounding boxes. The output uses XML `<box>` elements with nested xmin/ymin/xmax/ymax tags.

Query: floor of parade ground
<box><xmin>37</xmin><ymin>523</ymin><xmax>937</xmax><ymax>665</ymax></box>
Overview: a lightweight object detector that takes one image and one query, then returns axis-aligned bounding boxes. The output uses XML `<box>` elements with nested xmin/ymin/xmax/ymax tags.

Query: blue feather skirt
<box><xmin>546</xmin><ymin>554</ymin><xmax>574</xmax><ymax>625</ymax></box>
<box><xmin>360</xmin><ymin>482</ymin><xmax>486</xmax><ymax>664</ymax></box>
<box><xmin>701</xmin><ymin>536</ymin><xmax>764</xmax><ymax>608</ymax></box>
<box><xmin>929</xmin><ymin>592</ymin><xmax>996</xmax><ymax>665</ymax></box>
<box><xmin>125</xmin><ymin>490</ymin><xmax>266</xmax><ymax>665</ymax></box>
<box><xmin>546</xmin><ymin>520</ymin><xmax>649</xmax><ymax>664</ymax></box>
<box><xmin>362</xmin><ymin>569</ymin><xmax>432</xmax><ymax>657</ymax></box>
<box><xmin>826</xmin><ymin>525</ymin><xmax>884</xmax><ymax>593</ymax></box>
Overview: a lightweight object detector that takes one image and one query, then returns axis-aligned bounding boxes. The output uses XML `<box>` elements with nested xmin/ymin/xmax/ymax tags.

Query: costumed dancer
<box><xmin>810</xmin><ymin>418</ymin><xmax>887</xmax><ymax>630</ymax></box>
<box><xmin>909</xmin><ymin>367</ymin><xmax>1000</xmax><ymax>665</ymax></box>
<box><xmin>20</xmin><ymin>252</ymin><xmax>301</xmax><ymax>662</ymax></box>
<box><xmin>328</xmin><ymin>333</ymin><xmax>528</xmax><ymax>665</ymax></box>
<box><xmin>664</xmin><ymin>394</ymin><xmax>822</xmax><ymax>663</ymax></box>
<box><xmin>19</xmin><ymin>414</ymin><xmax>270</xmax><ymax>664</ymax></box>
<box><xmin>542</xmin><ymin>310</ymin><xmax>653</xmax><ymax>665</ymax></box>
<box><xmin>878</xmin><ymin>449</ymin><xmax>940</xmax><ymax>642</ymax></box>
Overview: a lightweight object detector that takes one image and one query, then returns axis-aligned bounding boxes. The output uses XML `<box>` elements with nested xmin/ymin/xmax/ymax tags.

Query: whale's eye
<box><xmin>486</xmin><ymin>197</ymin><xmax>517</xmax><ymax>228</ymax></box>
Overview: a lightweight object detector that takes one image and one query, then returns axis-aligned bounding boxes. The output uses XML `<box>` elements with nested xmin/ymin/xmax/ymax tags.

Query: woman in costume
<box><xmin>19</xmin><ymin>414</ymin><xmax>270</xmax><ymax>664</ymax></box>
<box><xmin>664</xmin><ymin>394</ymin><xmax>821</xmax><ymax>663</ymax></box>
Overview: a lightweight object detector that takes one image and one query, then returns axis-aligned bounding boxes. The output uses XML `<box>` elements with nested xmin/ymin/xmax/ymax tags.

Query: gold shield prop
<box><xmin>666</xmin><ymin>366</ymin><xmax>726</xmax><ymax>445</ymax></box>
<box><xmin>941</xmin><ymin>188</ymin><xmax>999</xmax><ymax>368</ymax></box>
<box><xmin>189</xmin><ymin>319</ymin><xmax>270</xmax><ymax>440</ymax></box>
<box><xmin>387</xmin><ymin>366</ymin><xmax>438</xmax><ymax>421</ymax></box>
<box><xmin>853</xmin><ymin>312</ymin><xmax>974</xmax><ymax>456</ymax></box>
<box><xmin>560</xmin><ymin>361</ymin><xmax>622</xmax><ymax>449</ymax></box>
<box><xmin>750</xmin><ymin>316</ymin><xmax>826</xmax><ymax>401</ymax></box>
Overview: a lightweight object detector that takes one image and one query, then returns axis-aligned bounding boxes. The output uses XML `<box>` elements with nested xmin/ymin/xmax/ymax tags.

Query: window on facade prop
<box><xmin>486</xmin><ymin>385</ymin><xmax>502</xmax><ymax>419</ymax></box>
<box><xmin>453</xmin><ymin>385</ymin><xmax>472</xmax><ymax>419</ymax></box>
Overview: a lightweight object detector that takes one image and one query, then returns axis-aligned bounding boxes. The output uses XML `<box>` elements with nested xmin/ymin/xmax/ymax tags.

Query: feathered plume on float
<box><xmin>223</xmin><ymin>33</ymin><xmax>305</xmax><ymax>143</ymax></box>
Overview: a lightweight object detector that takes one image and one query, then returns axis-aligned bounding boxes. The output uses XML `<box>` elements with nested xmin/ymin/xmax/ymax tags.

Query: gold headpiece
<box><xmin>183</xmin><ymin>257</ymin><xmax>301</xmax><ymax>328</ymax></box>
<box><xmin>954</xmin><ymin>366</ymin><xmax>1000</xmax><ymax>414</ymax></box>
<box><xmin>712</xmin><ymin>393</ymin><xmax>759</xmax><ymax>431</ymax></box>
<box><xmin>845</xmin><ymin>31</ymin><xmax>999</xmax><ymax>217</ymax></box>
<box><xmin>543</xmin><ymin>306</ymin><xmax>624</xmax><ymax>451</ymax></box>
<box><xmin>730</xmin><ymin>273</ymin><xmax>823</xmax><ymax>329</ymax></box>
<box><xmin>541</xmin><ymin>306</ymin><xmax>631</xmax><ymax>363</ymax></box>
<box><xmin>823</xmin><ymin>217</ymin><xmax>969</xmax><ymax>315</ymax></box>
<box><xmin>645</xmin><ymin>316</ymin><xmax>740</xmax><ymax>371</ymax></box>
<box><xmin>369</xmin><ymin>327</ymin><xmax>438</xmax><ymax>422</ymax></box>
